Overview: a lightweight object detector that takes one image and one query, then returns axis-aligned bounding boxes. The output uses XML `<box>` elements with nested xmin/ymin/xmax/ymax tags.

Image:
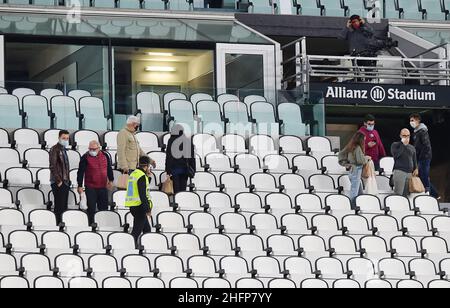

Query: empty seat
<box><xmin>136</xmin><ymin>277</ymin><xmax>165</xmax><ymax>288</ymax></box>
<box><xmin>103</xmin><ymin>277</ymin><xmax>132</xmax><ymax>288</ymax></box>
<box><xmin>300</xmin><ymin>278</ymin><xmax>328</xmax><ymax>288</ymax></box>
<box><xmin>68</xmin><ymin>90</ymin><xmax>91</xmax><ymax>112</ymax></box>
<box><xmin>68</xmin><ymin>277</ymin><xmax>98</xmax><ymax>289</ymax></box>
<box><xmin>34</xmin><ymin>276</ymin><xmax>65</xmax><ymax>289</ymax></box>
<box><xmin>365</xmin><ymin>279</ymin><xmax>392</xmax><ymax>288</ymax></box>
<box><xmin>154</xmin><ymin>255</ymin><xmax>185</xmax><ymax>283</ymax></box>
<box><xmin>0</xmin><ymin>94</ymin><xmax>22</xmax><ymax>130</ymax></box>
<box><xmin>168</xmin><ymin>100</ymin><xmax>197</xmax><ymax>134</ymax></box>
<box><xmin>315</xmin><ymin>257</ymin><xmax>347</xmax><ymax>280</ymax></box>
<box><xmin>428</xmin><ymin>279</ymin><xmax>450</xmax><ymax>288</ymax></box>
<box><xmin>196</xmin><ymin>101</ymin><xmax>225</xmax><ymax>135</ymax></box>
<box><xmin>360</xmin><ymin>236</ymin><xmax>390</xmax><ymax>262</ymax></box>
<box><xmin>221</xmin><ymin>134</ymin><xmax>247</xmax><ymax>157</ymax></box>
<box><xmin>203</xmin><ymin>278</ymin><xmax>232</xmax><ymax>288</ymax></box>
<box><xmin>249</xmin><ymin>135</ymin><xmax>277</xmax><ymax>159</ymax></box>
<box><xmin>307</xmin><ymin>137</ymin><xmax>337</xmax><ymax>160</ymax></box>
<box><xmin>135</xmin><ymin>132</ymin><xmax>161</xmax><ymax>153</ymax></box>
<box><xmin>223</xmin><ymin>102</ymin><xmax>252</xmax><ymax>137</ymax></box>
<box><xmin>402</xmin><ymin>216</ymin><xmax>431</xmax><ymax>238</ymax></box>
<box><xmin>136</xmin><ymin>92</ymin><xmax>163</xmax><ymax>132</ymax></box>
<box><xmin>333</xmin><ymin>279</ymin><xmax>361</xmax><ymax>288</ymax></box>
<box><xmin>217</xmin><ymin>94</ymin><xmax>240</xmax><ymax>108</ymax></box>
<box><xmin>250</xmin><ymin>102</ymin><xmax>279</xmax><ymax>135</ymax></box>
<box><xmin>79</xmin><ymin>97</ymin><xmax>110</xmax><ymax>130</ymax></box>
<box><xmin>279</xmin><ymin>136</ymin><xmax>307</xmax><ymax>164</ymax></box>
<box><xmin>397</xmin><ymin>279</ymin><xmax>424</xmax><ymax>288</ymax></box>
<box><xmin>156</xmin><ymin>212</ymin><xmax>186</xmax><ymax>234</ymax></box>
<box><xmin>309</xmin><ymin>174</ymin><xmax>341</xmax><ymax>194</ymax></box>
<box><xmin>40</xmin><ymin>89</ymin><xmax>63</xmax><ymax>103</ymax></box>
<box><xmin>380</xmin><ymin>157</ymin><xmax>394</xmax><ymax>176</ymax></box>
<box><xmin>278</xmin><ymin>103</ymin><xmax>308</xmax><ymax>136</ymax></box>
<box><xmin>4</xmin><ymin>167</ymin><xmax>34</xmax><ymax>187</ymax></box>
<box><xmin>191</xmin><ymin>93</ymin><xmax>214</xmax><ymax>105</ymax></box>
<box><xmin>22</xmin><ymin>95</ymin><xmax>51</xmax><ymax>129</ymax></box>
<box><xmin>50</xmin><ymin>96</ymin><xmax>79</xmax><ymax>130</ymax></box>
<box><xmin>193</xmin><ymin>134</ymin><xmax>220</xmax><ymax>159</ymax></box>
<box><xmin>12</xmin><ymin>88</ymin><xmax>35</xmax><ymax>106</ymax></box>
<box><xmin>347</xmin><ymin>257</ymin><xmax>377</xmax><ymax>285</ymax></box>
<box><xmin>268</xmin><ymin>278</ymin><xmax>296</xmax><ymax>288</ymax></box>
<box><xmin>0</xmin><ymin>276</ymin><xmax>30</xmax><ymax>289</ymax></box>
<box><xmin>409</xmin><ymin>258</ymin><xmax>439</xmax><ymax>285</ymax></box>
<box><xmin>170</xmin><ymin>277</ymin><xmax>199</xmax><ymax>289</ymax></box>
<box><xmin>163</xmin><ymin>92</ymin><xmax>187</xmax><ymax>111</ymax></box>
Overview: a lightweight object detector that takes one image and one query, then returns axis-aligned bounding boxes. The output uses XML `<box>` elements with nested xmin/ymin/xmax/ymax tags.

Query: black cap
<box><xmin>139</xmin><ymin>156</ymin><xmax>151</xmax><ymax>167</ymax></box>
<box><xmin>350</xmin><ymin>15</ymin><xmax>361</xmax><ymax>21</ymax></box>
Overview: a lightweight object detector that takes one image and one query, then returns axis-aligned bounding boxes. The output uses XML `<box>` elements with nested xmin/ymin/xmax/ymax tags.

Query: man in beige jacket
<box><xmin>117</xmin><ymin>116</ymin><xmax>156</xmax><ymax>174</ymax></box>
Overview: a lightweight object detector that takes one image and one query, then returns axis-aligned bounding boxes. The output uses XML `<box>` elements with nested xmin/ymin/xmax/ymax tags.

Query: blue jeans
<box><xmin>418</xmin><ymin>160</ymin><xmax>439</xmax><ymax>198</ymax></box>
<box><xmin>349</xmin><ymin>166</ymin><xmax>363</xmax><ymax>208</ymax></box>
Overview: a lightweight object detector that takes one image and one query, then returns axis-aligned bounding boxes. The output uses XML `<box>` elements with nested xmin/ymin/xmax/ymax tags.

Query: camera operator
<box><xmin>341</xmin><ymin>15</ymin><xmax>377</xmax><ymax>81</ymax></box>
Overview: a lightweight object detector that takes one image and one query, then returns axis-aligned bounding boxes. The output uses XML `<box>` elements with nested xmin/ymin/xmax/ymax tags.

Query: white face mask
<box><xmin>59</xmin><ymin>139</ymin><xmax>69</xmax><ymax>148</ymax></box>
<box><xmin>366</xmin><ymin>125</ymin><xmax>375</xmax><ymax>131</ymax></box>
<box><xmin>89</xmin><ymin>150</ymin><xmax>98</xmax><ymax>157</ymax></box>
<box><xmin>410</xmin><ymin>121</ymin><xmax>418</xmax><ymax>129</ymax></box>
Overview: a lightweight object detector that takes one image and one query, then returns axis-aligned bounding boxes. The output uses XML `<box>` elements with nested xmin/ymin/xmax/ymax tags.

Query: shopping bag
<box><xmin>80</xmin><ymin>193</ymin><xmax>88</xmax><ymax>211</ymax></box>
<box><xmin>117</xmin><ymin>174</ymin><xmax>129</xmax><ymax>190</ymax></box>
<box><xmin>162</xmin><ymin>177</ymin><xmax>174</xmax><ymax>195</ymax></box>
<box><xmin>409</xmin><ymin>176</ymin><xmax>426</xmax><ymax>194</ymax></box>
<box><xmin>362</xmin><ymin>160</ymin><xmax>375</xmax><ymax>179</ymax></box>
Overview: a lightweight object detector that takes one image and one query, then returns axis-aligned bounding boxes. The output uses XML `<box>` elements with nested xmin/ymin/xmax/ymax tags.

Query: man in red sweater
<box><xmin>359</xmin><ymin>114</ymin><xmax>386</xmax><ymax>171</ymax></box>
<box><xmin>77</xmin><ymin>140</ymin><xmax>114</xmax><ymax>225</ymax></box>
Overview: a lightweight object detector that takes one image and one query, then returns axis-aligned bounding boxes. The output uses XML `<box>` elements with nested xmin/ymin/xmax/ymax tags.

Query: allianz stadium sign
<box><xmin>310</xmin><ymin>83</ymin><xmax>450</xmax><ymax>107</ymax></box>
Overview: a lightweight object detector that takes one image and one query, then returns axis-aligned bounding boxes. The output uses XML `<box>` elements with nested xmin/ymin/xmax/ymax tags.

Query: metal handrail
<box><xmin>411</xmin><ymin>43</ymin><xmax>449</xmax><ymax>59</ymax></box>
<box><xmin>281</xmin><ymin>37</ymin><xmax>306</xmax><ymax>50</ymax></box>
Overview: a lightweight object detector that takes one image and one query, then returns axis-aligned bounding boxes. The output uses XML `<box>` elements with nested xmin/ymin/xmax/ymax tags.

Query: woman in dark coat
<box><xmin>165</xmin><ymin>124</ymin><xmax>196</xmax><ymax>194</ymax></box>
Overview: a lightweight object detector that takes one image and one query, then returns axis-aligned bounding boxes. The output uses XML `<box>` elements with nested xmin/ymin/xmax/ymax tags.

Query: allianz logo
<box><xmin>326</xmin><ymin>86</ymin><xmax>436</xmax><ymax>102</ymax></box>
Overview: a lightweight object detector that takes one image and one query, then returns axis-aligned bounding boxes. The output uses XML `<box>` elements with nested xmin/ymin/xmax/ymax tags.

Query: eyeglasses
<box><xmin>401</xmin><ymin>135</ymin><xmax>410</xmax><ymax>138</ymax></box>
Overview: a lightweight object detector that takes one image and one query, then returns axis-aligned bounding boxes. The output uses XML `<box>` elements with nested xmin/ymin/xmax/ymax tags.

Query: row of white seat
<box><xmin>1</xmin><ymin>237</ymin><xmax>450</xmax><ymax>288</ymax></box>
<box><xmin>0</xmin><ymin>128</ymin><xmax>332</xmax><ymax>157</ymax></box>
<box><xmin>2</xmin><ymin>272</ymin><xmax>448</xmax><ymax>289</ymax></box>
<box><xmin>1</xmin><ymin>206</ymin><xmax>449</xmax><ymax>251</ymax></box>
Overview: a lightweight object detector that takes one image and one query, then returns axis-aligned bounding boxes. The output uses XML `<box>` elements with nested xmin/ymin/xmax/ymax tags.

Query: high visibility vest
<box><xmin>125</xmin><ymin>169</ymin><xmax>153</xmax><ymax>209</ymax></box>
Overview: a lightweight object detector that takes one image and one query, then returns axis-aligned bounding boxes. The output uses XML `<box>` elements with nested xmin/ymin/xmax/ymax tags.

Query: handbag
<box><xmin>409</xmin><ymin>176</ymin><xmax>426</xmax><ymax>194</ymax></box>
<box><xmin>362</xmin><ymin>163</ymin><xmax>372</xmax><ymax>179</ymax></box>
<box><xmin>162</xmin><ymin>177</ymin><xmax>174</xmax><ymax>195</ymax></box>
<box><xmin>116</xmin><ymin>174</ymin><xmax>129</xmax><ymax>190</ymax></box>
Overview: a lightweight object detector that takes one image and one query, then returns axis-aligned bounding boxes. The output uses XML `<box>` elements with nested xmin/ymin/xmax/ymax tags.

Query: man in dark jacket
<box><xmin>410</xmin><ymin>114</ymin><xmax>439</xmax><ymax>199</ymax></box>
<box><xmin>77</xmin><ymin>140</ymin><xmax>115</xmax><ymax>225</ymax></box>
<box><xmin>341</xmin><ymin>15</ymin><xmax>376</xmax><ymax>81</ymax></box>
<box><xmin>165</xmin><ymin>124</ymin><xmax>196</xmax><ymax>194</ymax></box>
<box><xmin>49</xmin><ymin>130</ymin><xmax>71</xmax><ymax>224</ymax></box>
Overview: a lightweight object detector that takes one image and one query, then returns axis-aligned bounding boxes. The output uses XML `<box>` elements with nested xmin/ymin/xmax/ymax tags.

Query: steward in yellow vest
<box><xmin>126</xmin><ymin>156</ymin><xmax>153</xmax><ymax>244</ymax></box>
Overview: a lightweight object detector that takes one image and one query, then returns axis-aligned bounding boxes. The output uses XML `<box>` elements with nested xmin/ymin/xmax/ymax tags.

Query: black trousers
<box><xmin>85</xmin><ymin>187</ymin><xmax>109</xmax><ymax>226</ymax></box>
<box><xmin>130</xmin><ymin>207</ymin><xmax>151</xmax><ymax>246</ymax></box>
<box><xmin>172</xmin><ymin>174</ymin><xmax>189</xmax><ymax>194</ymax></box>
<box><xmin>51</xmin><ymin>183</ymin><xmax>70</xmax><ymax>225</ymax></box>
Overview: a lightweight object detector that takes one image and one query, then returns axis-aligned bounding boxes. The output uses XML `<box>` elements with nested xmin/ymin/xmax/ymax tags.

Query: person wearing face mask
<box><xmin>49</xmin><ymin>130</ymin><xmax>71</xmax><ymax>224</ymax></box>
<box><xmin>125</xmin><ymin>156</ymin><xmax>154</xmax><ymax>245</ymax></box>
<box><xmin>117</xmin><ymin>116</ymin><xmax>156</xmax><ymax>175</ymax></box>
<box><xmin>391</xmin><ymin>129</ymin><xmax>419</xmax><ymax>197</ymax></box>
<box><xmin>77</xmin><ymin>140</ymin><xmax>114</xmax><ymax>225</ymax></box>
<box><xmin>340</xmin><ymin>15</ymin><xmax>376</xmax><ymax>81</ymax></box>
<box><xmin>409</xmin><ymin>114</ymin><xmax>440</xmax><ymax>199</ymax></box>
<box><xmin>359</xmin><ymin>114</ymin><xmax>386</xmax><ymax>171</ymax></box>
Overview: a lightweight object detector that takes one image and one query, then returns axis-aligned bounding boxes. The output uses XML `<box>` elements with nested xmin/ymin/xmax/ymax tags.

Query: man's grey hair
<box><xmin>89</xmin><ymin>140</ymin><xmax>100</xmax><ymax>147</ymax></box>
<box><xmin>127</xmin><ymin>115</ymin><xmax>140</xmax><ymax>125</ymax></box>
